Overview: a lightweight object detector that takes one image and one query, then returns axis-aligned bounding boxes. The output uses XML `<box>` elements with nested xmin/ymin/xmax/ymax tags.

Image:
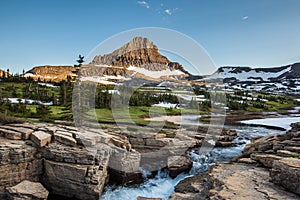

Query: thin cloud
<box><xmin>164</xmin><ymin>9</ymin><xmax>172</xmax><ymax>15</ymax></box>
<box><xmin>242</xmin><ymin>16</ymin><xmax>249</xmax><ymax>20</ymax></box>
<box><xmin>137</xmin><ymin>1</ymin><xmax>150</xmax><ymax>9</ymax></box>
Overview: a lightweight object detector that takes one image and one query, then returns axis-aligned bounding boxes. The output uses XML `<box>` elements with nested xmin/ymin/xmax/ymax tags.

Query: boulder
<box><xmin>108</xmin><ymin>149</ymin><xmax>142</xmax><ymax>184</ymax></box>
<box><xmin>30</xmin><ymin>131</ymin><xmax>51</xmax><ymax>147</ymax></box>
<box><xmin>43</xmin><ymin>159</ymin><xmax>108</xmax><ymax>200</ymax></box>
<box><xmin>271</xmin><ymin>158</ymin><xmax>300</xmax><ymax>195</ymax></box>
<box><xmin>137</xmin><ymin>197</ymin><xmax>162</xmax><ymax>200</ymax></box>
<box><xmin>167</xmin><ymin>156</ymin><xmax>193</xmax><ymax>178</ymax></box>
<box><xmin>54</xmin><ymin>133</ymin><xmax>77</xmax><ymax>147</ymax></box>
<box><xmin>0</xmin><ymin>126</ymin><xmax>34</xmax><ymax>140</ymax></box>
<box><xmin>237</xmin><ymin>158</ymin><xmax>257</xmax><ymax>164</ymax></box>
<box><xmin>215</xmin><ymin>141</ymin><xmax>235</xmax><ymax>147</ymax></box>
<box><xmin>6</xmin><ymin>180</ymin><xmax>48</xmax><ymax>200</ymax></box>
<box><xmin>250</xmin><ymin>153</ymin><xmax>282</xmax><ymax>168</ymax></box>
<box><xmin>0</xmin><ymin>128</ymin><xmax>22</xmax><ymax>140</ymax></box>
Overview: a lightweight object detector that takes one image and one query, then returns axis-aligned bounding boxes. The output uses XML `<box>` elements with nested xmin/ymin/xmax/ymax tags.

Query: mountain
<box><xmin>22</xmin><ymin>36</ymin><xmax>300</xmax><ymax>94</ymax></box>
<box><xmin>25</xmin><ymin>65</ymin><xmax>76</xmax><ymax>81</ymax></box>
<box><xmin>78</xmin><ymin>37</ymin><xmax>189</xmax><ymax>84</ymax></box>
<box><xmin>0</xmin><ymin>69</ymin><xmax>10</xmax><ymax>78</ymax></box>
<box><xmin>91</xmin><ymin>37</ymin><xmax>189</xmax><ymax>73</ymax></box>
<box><xmin>203</xmin><ymin>63</ymin><xmax>300</xmax><ymax>82</ymax></box>
<box><xmin>200</xmin><ymin>63</ymin><xmax>300</xmax><ymax>93</ymax></box>
<box><xmin>24</xmin><ymin>37</ymin><xmax>190</xmax><ymax>84</ymax></box>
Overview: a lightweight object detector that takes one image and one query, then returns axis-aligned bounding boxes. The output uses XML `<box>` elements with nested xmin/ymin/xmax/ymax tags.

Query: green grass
<box><xmin>0</xmin><ymin>81</ymin><xmax>60</xmax><ymax>99</ymax></box>
<box><xmin>85</xmin><ymin>106</ymin><xmax>185</xmax><ymax>127</ymax></box>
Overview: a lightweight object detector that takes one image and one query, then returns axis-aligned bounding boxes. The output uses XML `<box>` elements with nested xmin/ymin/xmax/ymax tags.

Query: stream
<box><xmin>100</xmin><ymin>115</ymin><xmax>294</xmax><ymax>200</ymax></box>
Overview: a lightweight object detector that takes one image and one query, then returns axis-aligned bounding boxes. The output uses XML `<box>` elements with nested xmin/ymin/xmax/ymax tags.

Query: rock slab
<box><xmin>271</xmin><ymin>158</ymin><xmax>300</xmax><ymax>195</ymax></box>
<box><xmin>6</xmin><ymin>180</ymin><xmax>49</xmax><ymax>200</ymax></box>
<box><xmin>30</xmin><ymin>131</ymin><xmax>51</xmax><ymax>147</ymax></box>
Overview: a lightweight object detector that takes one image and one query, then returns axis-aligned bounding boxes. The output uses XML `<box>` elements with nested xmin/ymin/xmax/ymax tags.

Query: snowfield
<box><xmin>127</xmin><ymin>66</ymin><xmax>185</xmax><ymax>79</ymax></box>
<box><xmin>152</xmin><ymin>102</ymin><xmax>180</xmax><ymax>108</ymax></box>
<box><xmin>80</xmin><ymin>75</ymin><xmax>130</xmax><ymax>85</ymax></box>
<box><xmin>5</xmin><ymin>98</ymin><xmax>53</xmax><ymax>106</ymax></box>
<box><xmin>205</xmin><ymin>66</ymin><xmax>292</xmax><ymax>82</ymax></box>
<box><xmin>241</xmin><ymin>117</ymin><xmax>300</xmax><ymax>130</ymax></box>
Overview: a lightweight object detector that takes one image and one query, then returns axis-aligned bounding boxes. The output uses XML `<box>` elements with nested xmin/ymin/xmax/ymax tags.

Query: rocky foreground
<box><xmin>0</xmin><ymin>121</ymin><xmax>237</xmax><ymax>199</ymax></box>
<box><xmin>170</xmin><ymin>123</ymin><xmax>300</xmax><ymax>200</ymax></box>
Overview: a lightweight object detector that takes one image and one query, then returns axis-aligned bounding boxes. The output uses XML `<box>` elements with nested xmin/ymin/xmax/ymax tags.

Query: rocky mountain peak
<box><xmin>90</xmin><ymin>37</ymin><xmax>189</xmax><ymax>75</ymax></box>
<box><xmin>91</xmin><ymin>37</ymin><xmax>162</xmax><ymax>67</ymax></box>
<box><xmin>0</xmin><ymin>69</ymin><xmax>10</xmax><ymax>78</ymax></box>
<box><xmin>115</xmin><ymin>36</ymin><xmax>157</xmax><ymax>54</ymax></box>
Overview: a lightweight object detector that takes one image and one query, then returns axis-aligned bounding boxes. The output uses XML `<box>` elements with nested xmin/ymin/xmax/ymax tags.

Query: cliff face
<box><xmin>91</xmin><ymin>37</ymin><xmax>189</xmax><ymax>74</ymax></box>
<box><xmin>25</xmin><ymin>66</ymin><xmax>76</xmax><ymax>82</ymax></box>
<box><xmin>78</xmin><ymin>37</ymin><xmax>190</xmax><ymax>83</ymax></box>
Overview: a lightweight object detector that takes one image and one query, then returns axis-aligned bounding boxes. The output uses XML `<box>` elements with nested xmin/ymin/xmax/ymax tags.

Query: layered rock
<box><xmin>0</xmin><ymin>120</ymin><xmax>245</xmax><ymax>199</ymax></box>
<box><xmin>271</xmin><ymin>158</ymin><xmax>300</xmax><ymax>195</ymax></box>
<box><xmin>170</xmin><ymin>122</ymin><xmax>300</xmax><ymax>199</ymax></box>
<box><xmin>0</xmin><ymin>123</ymin><xmax>130</xmax><ymax>199</ymax></box>
<box><xmin>79</xmin><ymin>37</ymin><xmax>190</xmax><ymax>83</ymax></box>
<box><xmin>6</xmin><ymin>180</ymin><xmax>49</xmax><ymax>200</ymax></box>
<box><xmin>170</xmin><ymin>162</ymin><xmax>299</xmax><ymax>200</ymax></box>
<box><xmin>91</xmin><ymin>37</ymin><xmax>189</xmax><ymax>74</ymax></box>
<box><xmin>0</xmin><ymin>121</ymin><xmax>201</xmax><ymax>199</ymax></box>
<box><xmin>0</xmin><ymin>69</ymin><xmax>10</xmax><ymax>78</ymax></box>
<box><xmin>0</xmin><ymin>138</ymin><xmax>43</xmax><ymax>199</ymax></box>
<box><xmin>24</xmin><ymin>65</ymin><xmax>76</xmax><ymax>82</ymax></box>
<box><xmin>167</xmin><ymin>156</ymin><xmax>193</xmax><ymax>178</ymax></box>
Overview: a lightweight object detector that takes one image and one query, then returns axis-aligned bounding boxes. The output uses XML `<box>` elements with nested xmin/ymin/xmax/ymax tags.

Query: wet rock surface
<box><xmin>0</xmin><ymin>122</ymin><xmax>209</xmax><ymax>199</ymax></box>
<box><xmin>170</xmin><ymin>122</ymin><xmax>300</xmax><ymax>199</ymax></box>
<box><xmin>167</xmin><ymin>156</ymin><xmax>193</xmax><ymax>178</ymax></box>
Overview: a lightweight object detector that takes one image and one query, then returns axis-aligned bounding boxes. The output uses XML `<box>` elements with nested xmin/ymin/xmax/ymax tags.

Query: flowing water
<box><xmin>101</xmin><ymin>118</ymin><xmax>286</xmax><ymax>200</ymax></box>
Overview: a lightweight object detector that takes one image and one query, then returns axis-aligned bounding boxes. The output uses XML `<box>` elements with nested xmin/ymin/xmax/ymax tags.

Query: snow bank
<box><xmin>5</xmin><ymin>98</ymin><xmax>53</xmax><ymax>106</ymax></box>
<box><xmin>127</xmin><ymin>66</ymin><xmax>185</xmax><ymax>79</ymax></box>
<box><xmin>241</xmin><ymin>117</ymin><xmax>300</xmax><ymax>130</ymax></box>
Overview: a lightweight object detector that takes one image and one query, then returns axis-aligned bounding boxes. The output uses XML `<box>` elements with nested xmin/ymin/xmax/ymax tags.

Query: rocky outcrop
<box><xmin>0</xmin><ymin>122</ymin><xmax>204</xmax><ymax>199</ymax></box>
<box><xmin>170</xmin><ymin>162</ymin><xmax>299</xmax><ymax>200</ymax></box>
<box><xmin>0</xmin><ymin>123</ymin><xmax>130</xmax><ymax>199</ymax></box>
<box><xmin>25</xmin><ymin>65</ymin><xmax>76</xmax><ymax>82</ymax></box>
<box><xmin>0</xmin><ymin>69</ymin><xmax>10</xmax><ymax>78</ymax></box>
<box><xmin>170</xmin><ymin>122</ymin><xmax>300</xmax><ymax>199</ymax></box>
<box><xmin>167</xmin><ymin>156</ymin><xmax>193</xmax><ymax>178</ymax></box>
<box><xmin>187</xmin><ymin>126</ymin><xmax>238</xmax><ymax>147</ymax></box>
<box><xmin>271</xmin><ymin>158</ymin><xmax>300</xmax><ymax>195</ymax></box>
<box><xmin>0</xmin><ymin>138</ymin><xmax>43</xmax><ymax>199</ymax></box>
<box><xmin>77</xmin><ymin>37</ymin><xmax>190</xmax><ymax>83</ymax></box>
<box><xmin>91</xmin><ymin>37</ymin><xmax>189</xmax><ymax>74</ymax></box>
<box><xmin>6</xmin><ymin>180</ymin><xmax>49</xmax><ymax>200</ymax></box>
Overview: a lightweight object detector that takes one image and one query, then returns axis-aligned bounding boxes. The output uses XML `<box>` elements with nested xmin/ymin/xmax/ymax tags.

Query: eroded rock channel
<box><xmin>0</xmin><ymin>122</ymin><xmax>237</xmax><ymax>199</ymax></box>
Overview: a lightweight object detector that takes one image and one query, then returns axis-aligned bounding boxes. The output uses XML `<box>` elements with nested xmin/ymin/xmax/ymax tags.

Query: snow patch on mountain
<box><xmin>80</xmin><ymin>75</ymin><xmax>130</xmax><ymax>85</ymax></box>
<box><xmin>127</xmin><ymin>66</ymin><xmax>185</xmax><ymax>79</ymax></box>
<box><xmin>205</xmin><ymin>66</ymin><xmax>292</xmax><ymax>82</ymax></box>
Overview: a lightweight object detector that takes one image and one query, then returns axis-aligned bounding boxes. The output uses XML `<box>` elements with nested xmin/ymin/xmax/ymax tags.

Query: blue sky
<box><xmin>1</xmin><ymin>0</ymin><xmax>300</xmax><ymax>74</ymax></box>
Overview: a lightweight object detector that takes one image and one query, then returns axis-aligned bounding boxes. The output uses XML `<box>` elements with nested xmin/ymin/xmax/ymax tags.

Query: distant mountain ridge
<box><xmin>0</xmin><ymin>69</ymin><xmax>10</xmax><ymax>78</ymax></box>
<box><xmin>204</xmin><ymin>62</ymin><xmax>300</xmax><ymax>82</ymax></box>
<box><xmin>25</xmin><ymin>65</ymin><xmax>76</xmax><ymax>81</ymax></box>
<box><xmin>22</xmin><ymin>36</ymin><xmax>300</xmax><ymax>91</ymax></box>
